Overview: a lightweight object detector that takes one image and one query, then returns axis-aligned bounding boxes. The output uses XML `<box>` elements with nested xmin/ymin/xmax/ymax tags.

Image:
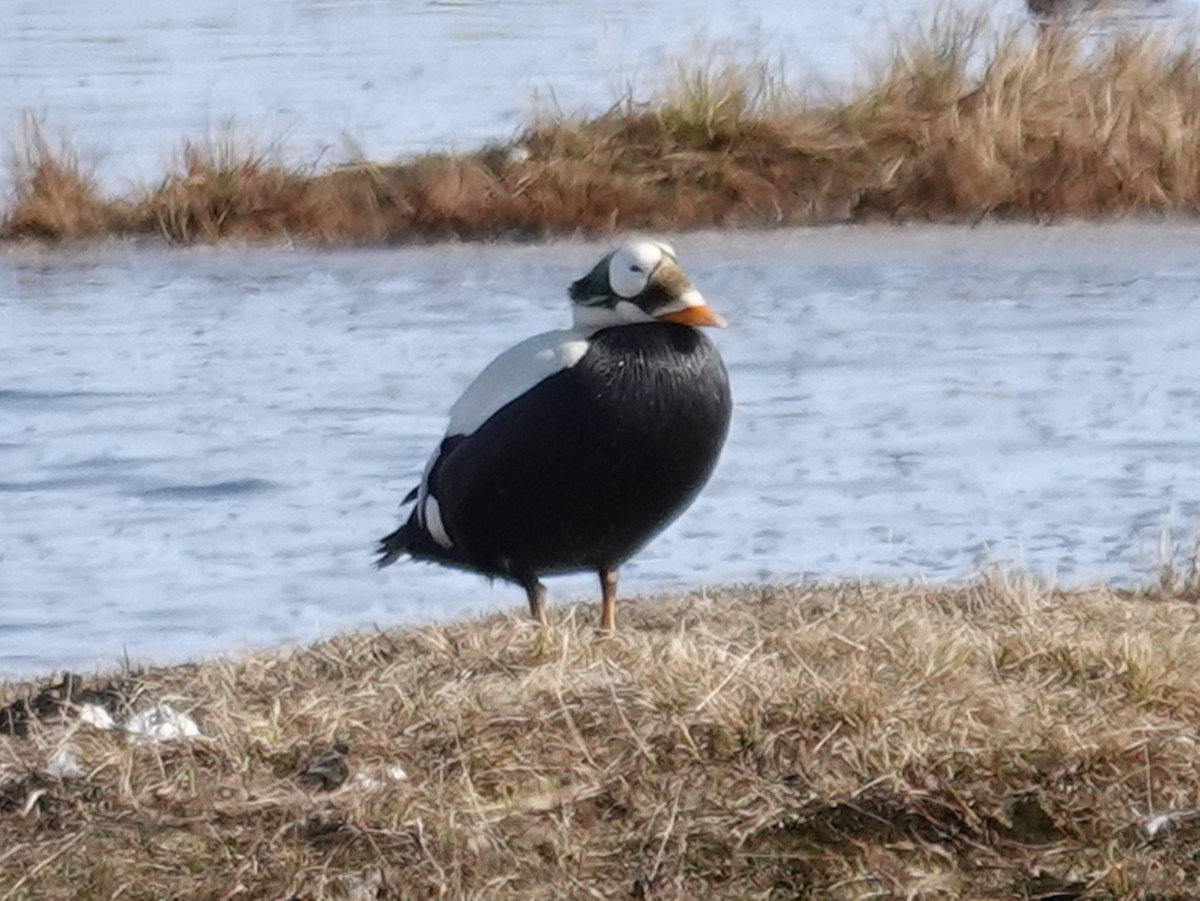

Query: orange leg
<box><xmin>598</xmin><ymin>566</ymin><xmax>618</xmax><ymax>633</ymax></box>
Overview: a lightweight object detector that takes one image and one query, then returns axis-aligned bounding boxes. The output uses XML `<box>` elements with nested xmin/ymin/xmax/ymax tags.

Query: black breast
<box><xmin>433</xmin><ymin>322</ymin><xmax>732</xmax><ymax>580</ymax></box>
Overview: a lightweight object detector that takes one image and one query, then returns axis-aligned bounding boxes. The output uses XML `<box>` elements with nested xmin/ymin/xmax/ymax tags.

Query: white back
<box><xmin>446</xmin><ymin>329</ymin><xmax>591</xmax><ymax>437</ymax></box>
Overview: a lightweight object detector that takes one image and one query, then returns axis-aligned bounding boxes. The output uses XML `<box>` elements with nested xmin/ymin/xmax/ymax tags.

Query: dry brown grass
<box><xmin>140</xmin><ymin>135</ymin><xmax>310</xmax><ymax>244</ymax></box>
<box><xmin>3</xmin><ymin>576</ymin><xmax>1200</xmax><ymax>898</ymax></box>
<box><xmin>7</xmin><ymin>15</ymin><xmax>1200</xmax><ymax>244</ymax></box>
<box><xmin>1</xmin><ymin>116</ymin><xmax>116</xmax><ymax>240</ymax></box>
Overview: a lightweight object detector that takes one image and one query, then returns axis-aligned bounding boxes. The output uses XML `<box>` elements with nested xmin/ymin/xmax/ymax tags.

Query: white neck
<box><xmin>571</xmin><ymin>300</ymin><xmax>656</xmax><ymax>331</ymax></box>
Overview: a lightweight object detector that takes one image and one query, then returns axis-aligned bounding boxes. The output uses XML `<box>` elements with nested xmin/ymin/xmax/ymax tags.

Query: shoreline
<box><xmin>2</xmin><ymin>577</ymin><xmax>1200</xmax><ymax>896</ymax></box>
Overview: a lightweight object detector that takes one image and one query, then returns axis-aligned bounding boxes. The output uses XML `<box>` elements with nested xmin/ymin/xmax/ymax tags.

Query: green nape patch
<box><xmin>9</xmin><ymin>14</ymin><xmax>1200</xmax><ymax>246</ymax></box>
<box><xmin>2</xmin><ymin>576</ymin><xmax>1200</xmax><ymax>898</ymax></box>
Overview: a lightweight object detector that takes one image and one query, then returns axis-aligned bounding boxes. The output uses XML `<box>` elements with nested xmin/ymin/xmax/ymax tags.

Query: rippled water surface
<box><xmin>5</xmin><ymin>1</ymin><xmax>1200</xmax><ymax>675</ymax></box>
<box><xmin>3</xmin><ymin>224</ymin><xmax>1200</xmax><ymax>676</ymax></box>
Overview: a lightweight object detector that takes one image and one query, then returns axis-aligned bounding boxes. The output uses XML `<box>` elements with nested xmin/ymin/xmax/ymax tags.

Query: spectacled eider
<box><xmin>377</xmin><ymin>239</ymin><xmax>732</xmax><ymax>632</ymax></box>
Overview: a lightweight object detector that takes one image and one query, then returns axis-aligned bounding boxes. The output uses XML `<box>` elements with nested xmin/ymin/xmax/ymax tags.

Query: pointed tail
<box><xmin>376</xmin><ymin>523</ymin><xmax>414</xmax><ymax>569</ymax></box>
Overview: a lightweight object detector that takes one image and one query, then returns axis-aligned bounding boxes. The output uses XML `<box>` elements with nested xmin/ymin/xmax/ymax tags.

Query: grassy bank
<box><xmin>8</xmin><ymin>16</ymin><xmax>1200</xmax><ymax>246</ymax></box>
<box><xmin>2</xmin><ymin>576</ymin><xmax>1200</xmax><ymax>897</ymax></box>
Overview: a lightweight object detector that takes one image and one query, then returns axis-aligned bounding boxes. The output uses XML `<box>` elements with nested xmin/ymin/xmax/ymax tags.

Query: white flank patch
<box><xmin>423</xmin><ymin>494</ymin><xmax>453</xmax><ymax>548</ymax></box>
<box><xmin>446</xmin><ymin>329</ymin><xmax>590</xmax><ymax>436</ymax></box>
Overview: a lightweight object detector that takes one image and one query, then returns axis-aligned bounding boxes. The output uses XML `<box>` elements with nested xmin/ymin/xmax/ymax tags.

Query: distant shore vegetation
<box><xmin>7</xmin><ymin>13</ymin><xmax>1200</xmax><ymax>245</ymax></box>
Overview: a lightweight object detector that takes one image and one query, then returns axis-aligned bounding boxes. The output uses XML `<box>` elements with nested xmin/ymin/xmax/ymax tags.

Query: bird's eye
<box><xmin>629</xmin><ymin>265</ymin><xmax>643</xmax><ymax>273</ymax></box>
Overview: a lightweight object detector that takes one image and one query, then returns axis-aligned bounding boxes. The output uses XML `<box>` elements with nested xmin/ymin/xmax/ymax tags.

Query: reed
<box><xmin>140</xmin><ymin>132</ymin><xmax>306</xmax><ymax>243</ymax></box>
<box><xmin>2</xmin><ymin>575</ymin><xmax>1200</xmax><ymax>897</ymax></box>
<box><xmin>2</xmin><ymin>116</ymin><xmax>114</xmax><ymax>240</ymax></box>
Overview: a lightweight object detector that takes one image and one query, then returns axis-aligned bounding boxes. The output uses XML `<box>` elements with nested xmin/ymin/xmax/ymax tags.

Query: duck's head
<box><xmin>569</xmin><ymin>239</ymin><xmax>726</xmax><ymax>330</ymax></box>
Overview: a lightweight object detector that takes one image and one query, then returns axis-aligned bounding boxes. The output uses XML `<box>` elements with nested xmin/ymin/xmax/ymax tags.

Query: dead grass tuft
<box><xmin>1</xmin><ymin>116</ymin><xmax>113</xmax><ymax>240</ymax></box>
<box><xmin>3</xmin><ymin>577</ymin><xmax>1200</xmax><ymax>897</ymax></box>
<box><xmin>141</xmin><ymin>135</ymin><xmax>301</xmax><ymax>243</ymax></box>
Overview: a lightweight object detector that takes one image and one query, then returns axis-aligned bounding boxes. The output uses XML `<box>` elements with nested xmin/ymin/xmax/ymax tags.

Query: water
<box><xmin>3</xmin><ymin>224</ymin><xmax>1200</xmax><ymax>676</ymax></box>
<box><xmin>3</xmin><ymin>0</ymin><xmax>1186</xmax><ymax>190</ymax></box>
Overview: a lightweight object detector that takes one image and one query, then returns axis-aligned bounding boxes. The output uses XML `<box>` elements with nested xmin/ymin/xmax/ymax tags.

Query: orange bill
<box><xmin>657</xmin><ymin>305</ymin><xmax>727</xmax><ymax>328</ymax></box>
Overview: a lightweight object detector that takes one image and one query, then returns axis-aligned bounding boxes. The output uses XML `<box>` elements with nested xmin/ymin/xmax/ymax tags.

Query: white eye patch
<box><xmin>607</xmin><ymin>240</ymin><xmax>666</xmax><ymax>298</ymax></box>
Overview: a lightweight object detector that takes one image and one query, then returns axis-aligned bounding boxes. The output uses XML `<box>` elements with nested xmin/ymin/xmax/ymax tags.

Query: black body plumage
<box><xmin>378</xmin><ymin>322</ymin><xmax>731</xmax><ymax>583</ymax></box>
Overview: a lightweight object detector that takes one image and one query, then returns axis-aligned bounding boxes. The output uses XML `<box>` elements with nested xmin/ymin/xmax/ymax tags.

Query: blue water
<box><xmin>3</xmin><ymin>225</ymin><xmax>1200</xmax><ymax>676</ymax></box>
<box><xmin>3</xmin><ymin>0</ymin><xmax>1200</xmax><ymax>675</ymax></box>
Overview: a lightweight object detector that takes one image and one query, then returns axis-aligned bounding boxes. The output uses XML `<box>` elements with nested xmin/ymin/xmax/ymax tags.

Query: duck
<box><xmin>377</xmin><ymin>239</ymin><xmax>732</xmax><ymax>632</ymax></box>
